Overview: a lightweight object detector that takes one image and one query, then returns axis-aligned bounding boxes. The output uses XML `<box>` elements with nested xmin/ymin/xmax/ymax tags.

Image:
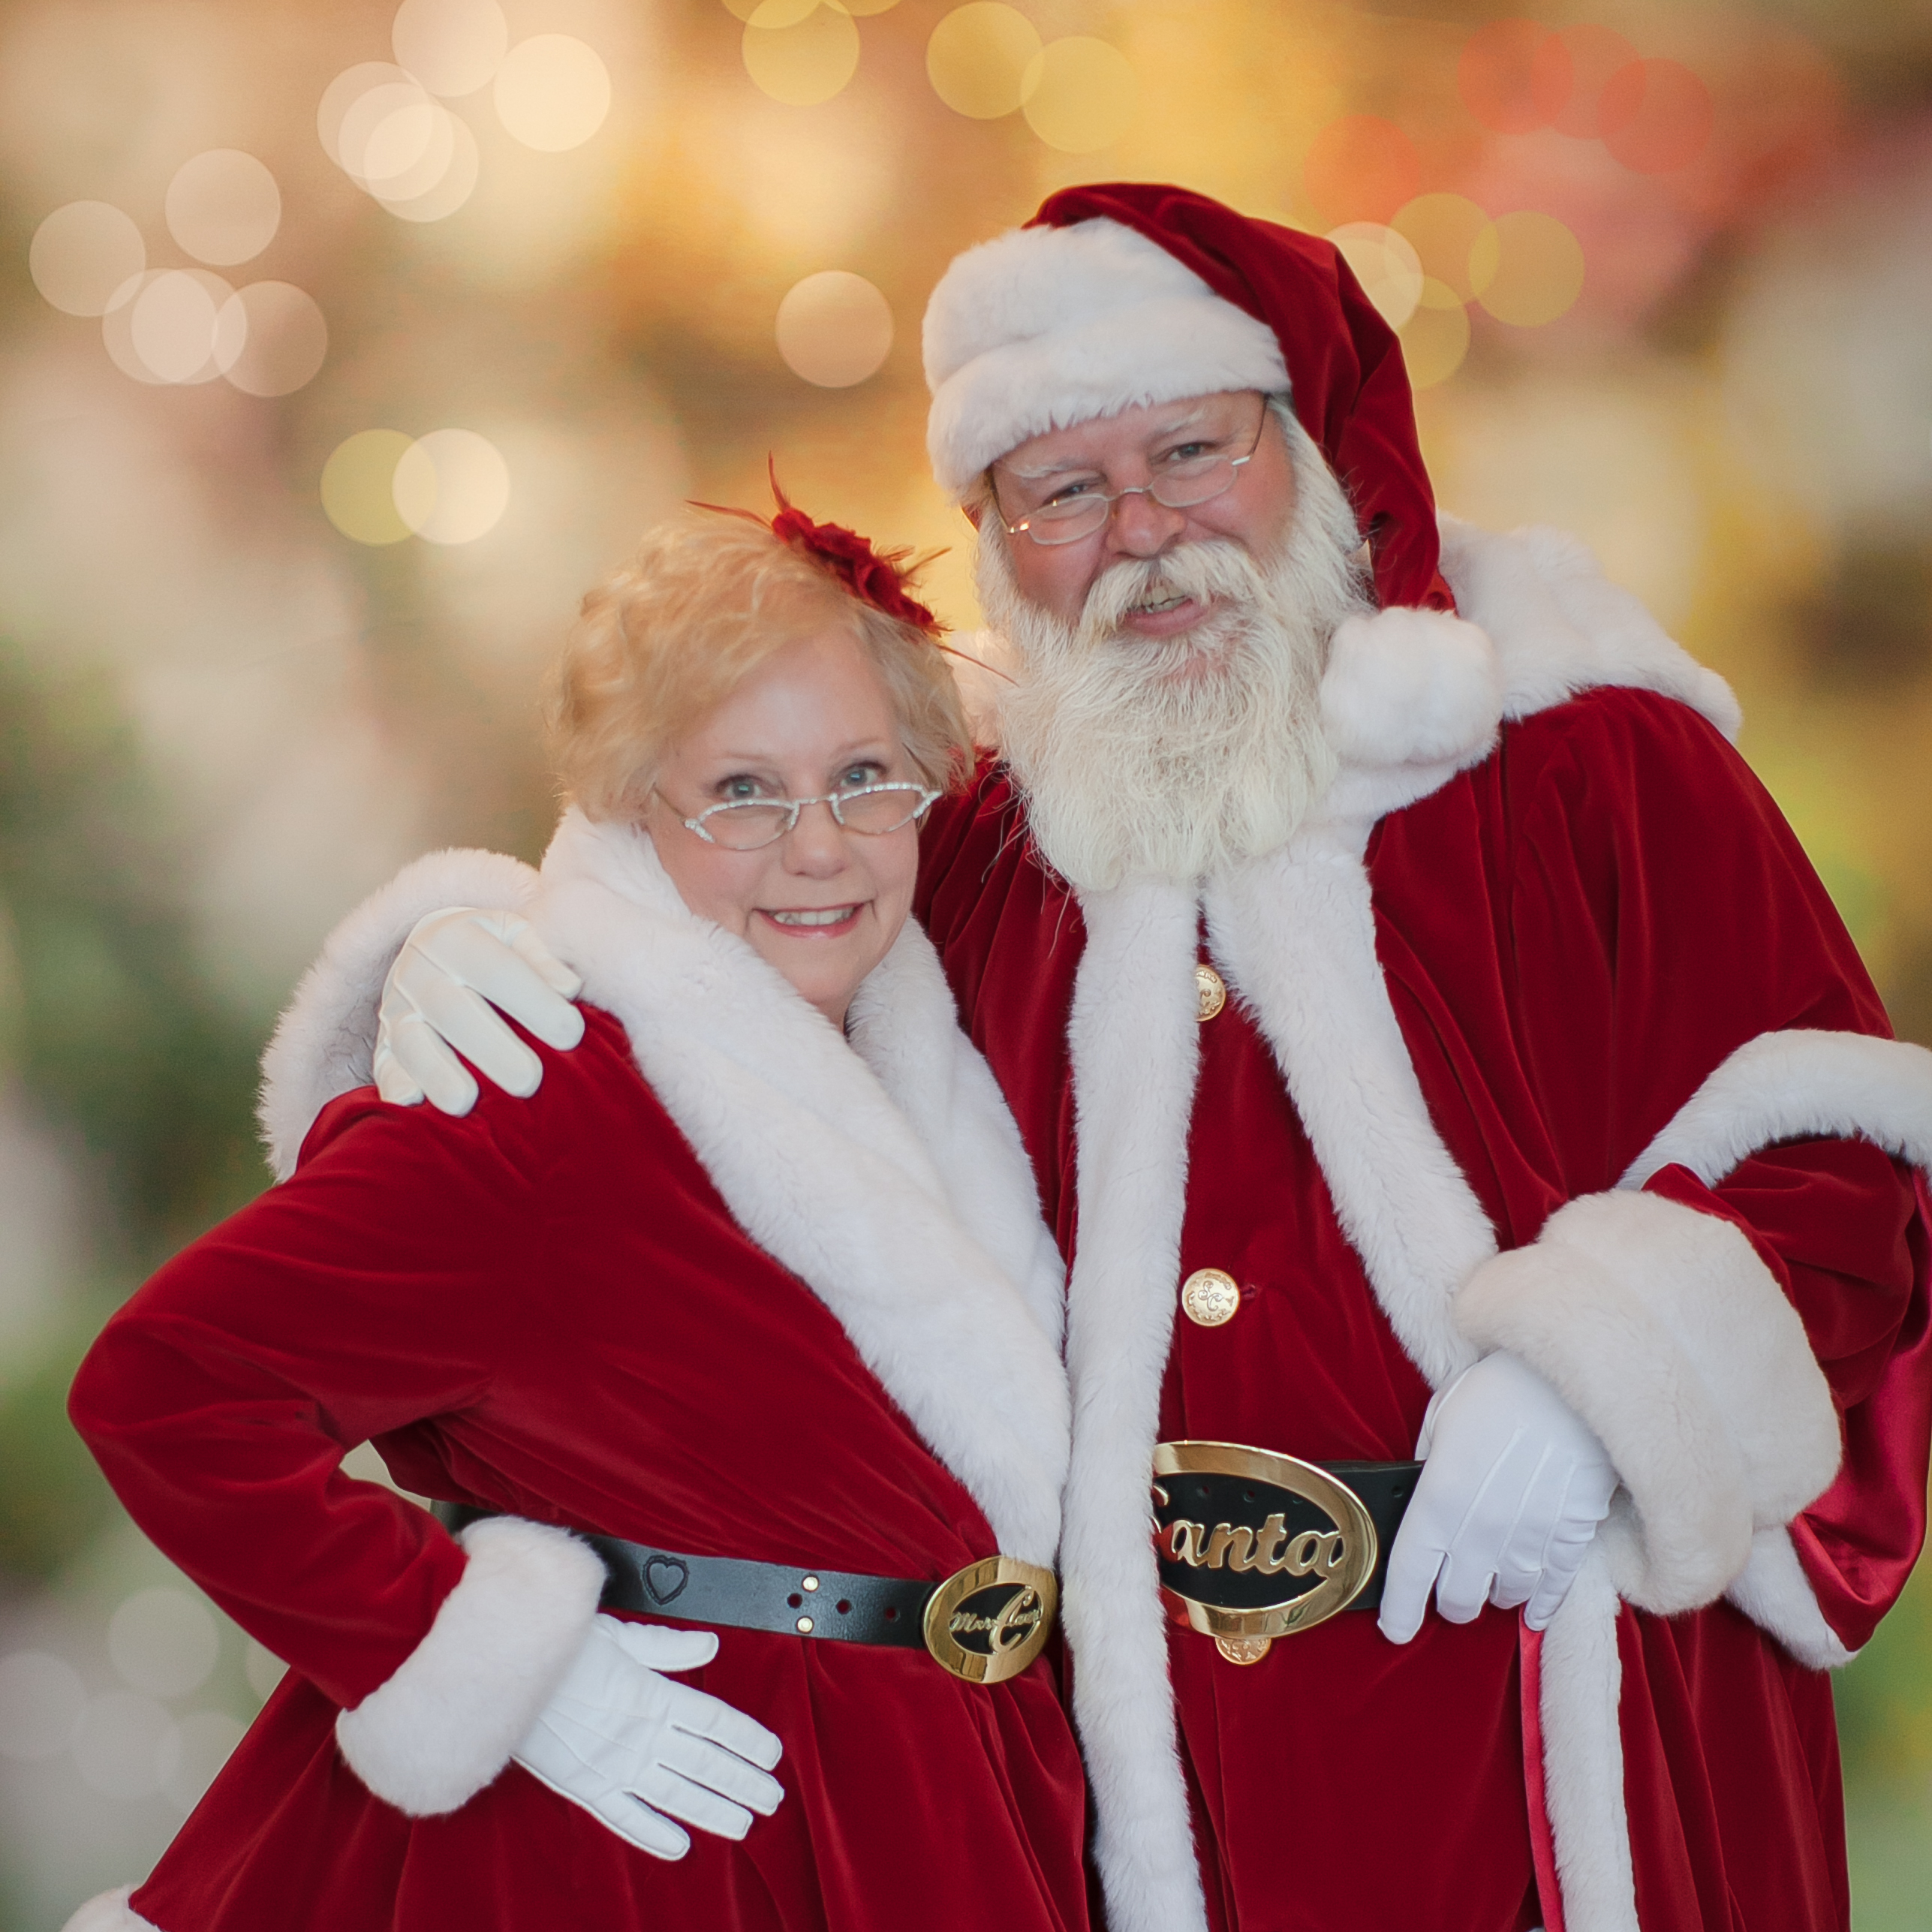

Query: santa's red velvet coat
<box><xmin>68</xmin><ymin>816</ymin><xmax>1091</xmax><ymax>1932</ymax></box>
<box><xmin>910</xmin><ymin>519</ymin><xmax>1932</xmax><ymax>1932</ymax></box>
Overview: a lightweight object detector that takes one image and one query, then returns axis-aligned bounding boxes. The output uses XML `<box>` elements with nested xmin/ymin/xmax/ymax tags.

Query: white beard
<box><xmin>976</xmin><ymin>447</ymin><xmax>1373</xmax><ymax>892</ymax></box>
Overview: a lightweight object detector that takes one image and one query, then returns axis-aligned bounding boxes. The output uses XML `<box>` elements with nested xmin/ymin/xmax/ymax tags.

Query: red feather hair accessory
<box><xmin>694</xmin><ymin>462</ymin><xmax>944</xmax><ymax>638</ymax></box>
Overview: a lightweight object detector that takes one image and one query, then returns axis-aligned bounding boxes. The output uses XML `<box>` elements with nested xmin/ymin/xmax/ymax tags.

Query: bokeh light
<box><xmin>1020</xmin><ymin>38</ymin><xmax>1137</xmax><ymax>154</ymax></box>
<box><xmin>1301</xmin><ymin>117</ymin><xmax>1422</xmax><ymax>229</ymax></box>
<box><xmin>215</xmin><ymin>281</ymin><xmax>329</xmax><ymax>396</ymax></box>
<box><xmin>341</xmin><ymin>81</ymin><xmax>454</xmax><ymax>193</ymax></box>
<box><xmin>393</xmin><ymin>429</ymin><xmax>513</xmax><ymax>544</ymax></box>
<box><xmin>393</xmin><ymin>0</ymin><xmax>510</xmax><ymax>98</ymax></box>
<box><xmin>107</xmin><ymin>1587</ymin><xmax>219</xmax><ymax>1699</ymax></box>
<box><xmin>29</xmin><ymin>202</ymin><xmax>146</xmax><ymax>317</ymax></box>
<box><xmin>1470</xmin><ymin>212</ymin><xmax>1586</xmax><ymax>326</ymax></box>
<box><xmin>101</xmin><ymin>269</ymin><xmax>236</xmax><ymax>386</ymax></box>
<box><xmin>775</xmin><ymin>269</ymin><xmax>894</xmax><ymax>387</ymax></box>
<box><xmin>1458</xmin><ymin>19</ymin><xmax>1569</xmax><ymax>136</ymax></box>
<box><xmin>1398</xmin><ymin>290</ymin><xmax>1470</xmax><ymax>389</ymax></box>
<box><xmin>164</xmin><ymin>150</ymin><xmax>281</xmax><ymax>266</ymax></box>
<box><xmin>318</xmin><ymin>62</ymin><xmax>416</xmax><ymax>170</ymax></box>
<box><xmin>736</xmin><ymin>0</ymin><xmax>819</xmax><ymax>26</ymax></box>
<box><xmin>926</xmin><ymin>4</ymin><xmax>1042</xmax><ymax>119</ymax></box>
<box><xmin>322</xmin><ymin>429</ymin><xmax>416</xmax><ymax>545</ymax></box>
<box><xmin>495</xmin><ymin>34</ymin><xmax>611</xmax><ymax>151</ymax></box>
<box><xmin>1327</xmin><ymin>223</ymin><xmax>1425</xmax><ymax>330</ymax></box>
<box><xmin>383</xmin><ymin>114</ymin><xmax>480</xmax><ymax>222</ymax></box>
<box><xmin>72</xmin><ymin>1690</ymin><xmax>179</xmax><ymax>1801</ymax></box>
<box><xmin>742</xmin><ymin>3</ymin><xmax>861</xmax><ymax>107</ymax></box>
<box><xmin>1391</xmin><ymin>193</ymin><xmax>1490</xmax><ymax>307</ymax></box>
<box><xmin>1548</xmin><ymin>23</ymin><xmax>1639</xmax><ymax>140</ymax></box>
<box><xmin>321</xmin><ymin>61</ymin><xmax>479</xmax><ymax>221</ymax></box>
<box><xmin>1601</xmin><ymin>59</ymin><xmax>1715</xmax><ymax>175</ymax></box>
<box><xmin>0</xmin><ymin>1652</ymin><xmax>85</xmax><ymax>1761</ymax></box>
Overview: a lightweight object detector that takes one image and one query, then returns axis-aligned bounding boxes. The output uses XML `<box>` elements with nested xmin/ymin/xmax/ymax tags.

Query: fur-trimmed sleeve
<box><xmin>1470</xmin><ymin>691</ymin><xmax>1932</xmax><ymax>1656</ymax></box>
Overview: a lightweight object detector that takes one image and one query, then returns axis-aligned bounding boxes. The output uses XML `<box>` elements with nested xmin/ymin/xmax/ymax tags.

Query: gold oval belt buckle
<box><xmin>1152</xmin><ymin>1441</ymin><xmax>1379</xmax><ymax>1662</ymax></box>
<box><xmin>922</xmin><ymin>1554</ymin><xmax>1058</xmax><ymax>1684</ymax></box>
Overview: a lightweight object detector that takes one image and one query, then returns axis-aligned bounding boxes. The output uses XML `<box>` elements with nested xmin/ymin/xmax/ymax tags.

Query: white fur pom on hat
<box><xmin>922</xmin><ymin>217</ymin><xmax>1288</xmax><ymax>499</ymax></box>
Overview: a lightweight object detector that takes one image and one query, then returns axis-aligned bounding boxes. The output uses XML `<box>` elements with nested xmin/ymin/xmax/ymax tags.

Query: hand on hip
<box><xmin>513</xmin><ymin>1615</ymin><xmax>785</xmax><ymax>1858</ymax></box>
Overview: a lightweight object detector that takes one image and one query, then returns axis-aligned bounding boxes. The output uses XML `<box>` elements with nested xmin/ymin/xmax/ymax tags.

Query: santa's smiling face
<box><xmin>971</xmin><ymin>390</ymin><xmax>1373</xmax><ymax>892</ymax></box>
<box><xmin>982</xmin><ymin>390</ymin><xmax>1300</xmax><ymax>643</ymax></box>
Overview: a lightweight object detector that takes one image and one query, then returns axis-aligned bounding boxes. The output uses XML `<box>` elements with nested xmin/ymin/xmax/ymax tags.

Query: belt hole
<box><xmin>883</xmin><ymin>1605</ymin><xmax>898</xmax><ymax>1622</ymax></box>
<box><xmin>836</xmin><ymin>1599</ymin><xmax>852</xmax><ymax>1615</ymax></box>
<box><xmin>787</xmin><ymin>1592</ymin><xmax>802</xmax><ymax>1608</ymax></box>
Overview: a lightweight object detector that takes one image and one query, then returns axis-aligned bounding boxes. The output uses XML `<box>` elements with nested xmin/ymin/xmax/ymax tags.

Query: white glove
<box><xmin>1378</xmin><ymin>1350</ymin><xmax>1617</xmax><ymax>1643</ymax></box>
<box><xmin>513</xmin><ymin>1615</ymin><xmax>785</xmax><ymax>1858</ymax></box>
<box><xmin>375</xmin><ymin>907</ymin><xmax>585</xmax><ymax>1115</ymax></box>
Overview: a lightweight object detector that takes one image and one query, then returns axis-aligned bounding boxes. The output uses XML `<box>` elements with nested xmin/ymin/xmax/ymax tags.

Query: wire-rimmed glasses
<box><xmin>991</xmin><ymin>399</ymin><xmax>1271</xmax><ymax>546</ymax></box>
<box><xmin>676</xmin><ymin>781</ymin><xmax>940</xmax><ymax>850</ymax></box>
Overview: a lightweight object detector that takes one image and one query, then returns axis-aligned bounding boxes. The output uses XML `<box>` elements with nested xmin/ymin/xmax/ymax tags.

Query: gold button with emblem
<box><xmin>1215</xmin><ymin>1635</ymin><xmax>1274</xmax><ymax>1666</ymax></box>
<box><xmin>1194</xmin><ymin>962</ymin><xmax>1226</xmax><ymax>1022</ymax></box>
<box><xmin>1180</xmin><ymin>1267</ymin><xmax>1241</xmax><ymax>1327</ymax></box>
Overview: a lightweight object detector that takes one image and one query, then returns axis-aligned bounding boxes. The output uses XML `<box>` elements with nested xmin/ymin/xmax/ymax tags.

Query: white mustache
<box><xmin>1076</xmin><ymin>543</ymin><xmax>1274</xmax><ymax>648</ymax></box>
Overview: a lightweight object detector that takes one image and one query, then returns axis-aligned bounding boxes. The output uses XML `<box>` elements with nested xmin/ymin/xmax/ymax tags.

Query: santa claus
<box><xmin>239</xmin><ymin>186</ymin><xmax>1932</xmax><ymax>1932</ymax></box>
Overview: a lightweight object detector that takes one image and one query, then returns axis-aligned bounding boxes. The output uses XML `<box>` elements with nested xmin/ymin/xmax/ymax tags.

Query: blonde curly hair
<box><xmin>549</xmin><ymin>513</ymin><xmax>972</xmax><ymax>822</ymax></box>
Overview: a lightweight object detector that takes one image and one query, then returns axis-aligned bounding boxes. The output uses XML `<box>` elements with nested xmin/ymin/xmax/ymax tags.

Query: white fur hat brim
<box><xmin>922</xmin><ymin>218</ymin><xmax>1288</xmax><ymax>498</ymax></box>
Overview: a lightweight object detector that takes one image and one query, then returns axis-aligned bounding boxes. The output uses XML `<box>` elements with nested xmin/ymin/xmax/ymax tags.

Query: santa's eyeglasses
<box><xmin>989</xmin><ymin>400</ymin><xmax>1270</xmax><ymax>546</ymax></box>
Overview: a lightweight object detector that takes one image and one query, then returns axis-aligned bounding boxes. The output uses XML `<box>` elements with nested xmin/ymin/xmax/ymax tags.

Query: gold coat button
<box><xmin>1181</xmin><ymin>1268</ymin><xmax>1241</xmax><ymax>1327</ymax></box>
<box><xmin>1195</xmin><ymin>963</ymin><xmax>1226</xmax><ymax>1022</ymax></box>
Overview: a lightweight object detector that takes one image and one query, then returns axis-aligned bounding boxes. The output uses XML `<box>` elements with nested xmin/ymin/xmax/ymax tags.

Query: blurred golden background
<box><xmin>1</xmin><ymin>0</ymin><xmax>1928</xmax><ymax>1924</ymax></box>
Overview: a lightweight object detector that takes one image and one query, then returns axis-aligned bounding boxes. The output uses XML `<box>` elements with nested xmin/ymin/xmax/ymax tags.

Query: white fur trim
<box><xmin>530</xmin><ymin>811</ymin><xmax>1069</xmax><ymax>1563</ymax></box>
<box><xmin>1621</xmin><ymin>1028</ymin><xmax>1932</xmax><ymax>1193</ymax></box>
<box><xmin>1438</xmin><ymin>516</ymin><xmax>1741</xmax><ymax>740</ymax></box>
<box><xmin>1538</xmin><ymin>1546</ymin><xmax>1639</xmax><ymax>1932</ymax></box>
<box><xmin>923</xmin><ymin>218</ymin><xmax>1286</xmax><ymax>496</ymax></box>
<box><xmin>60</xmin><ymin>1888</ymin><xmax>158</xmax><ymax>1932</ymax></box>
<box><xmin>1320</xmin><ymin>604</ymin><xmax>1503</xmax><ymax>772</ymax></box>
<box><xmin>1455</xmin><ymin>1190</ymin><xmax>1840</xmax><ymax>1615</ymax></box>
<box><xmin>1725</xmin><ymin>1526</ymin><xmax>1857</xmax><ymax>1670</ymax></box>
<box><xmin>1059</xmin><ymin>880</ymin><xmax>1209</xmax><ymax>1932</ymax></box>
<box><xmin>1206</xmin><ymin>829</ymin><xmax>1495</xmax><ymax>1389</ymax></box>
<box><xmin>258</xmin><ymin>848</ymin><xmax>540</xmax><ymax>1180</ymax></box>
<box><xmin>846</xmin><ymin>924</ymin><xmax>1067</xmax><ymax>1349</ymax></box>
<box><xmin>335</xmin><ymin>1516</ymin><xmax>603</xmax><ymax>1815</ymax></box>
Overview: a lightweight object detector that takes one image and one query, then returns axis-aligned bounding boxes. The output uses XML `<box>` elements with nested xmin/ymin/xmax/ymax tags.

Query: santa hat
<box><xmin>922</xmin><ymin>182</ymin><xmax>1453</xmax><ymax>611</ymax></box>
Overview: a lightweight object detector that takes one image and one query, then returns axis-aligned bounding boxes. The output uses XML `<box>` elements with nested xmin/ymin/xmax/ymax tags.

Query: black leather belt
<box><xmin>1151</xmin><ymin>1443</ymin><xmax>1420</xmax><ymax>1659</ymax></box>
<box><xmin>433</xmin><ymin>1503</ymin><xmax>1057</xmax><ymax>1686</ymax></box>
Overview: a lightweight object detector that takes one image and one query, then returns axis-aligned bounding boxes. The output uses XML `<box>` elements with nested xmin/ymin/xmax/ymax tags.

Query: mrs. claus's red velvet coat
<box><xmin>912</xmin><ymin>519</ymin><xmax>1932</xmax><ymax>1932</ymax></box>
<box><xmin>69</xmin><ymin>814</ymin><xmax>1091</xmax><ymax>1932</ymax></box>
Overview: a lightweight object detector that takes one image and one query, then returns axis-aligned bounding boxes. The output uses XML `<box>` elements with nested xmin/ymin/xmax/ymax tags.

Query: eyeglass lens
<box><xmin>1024</xmin><ymin>457</ymin><xmax>1238</xmax><ymax>542</ymax></box>
<box><xmin>1000</xmin><ymin>398</ymin><xmax>1269</xmax><ymax>546</ymax></box>
<box><xmin>699</xmin><ymin>784</ymin><xmax>931</xmax><ymax>850</ymax></box>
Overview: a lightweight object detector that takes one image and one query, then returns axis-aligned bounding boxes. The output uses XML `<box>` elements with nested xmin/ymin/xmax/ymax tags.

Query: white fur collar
<box><xmin>529</xmin><ymin>810</ymin><xmax>1069</xmax><ymax>1565</ymax></box>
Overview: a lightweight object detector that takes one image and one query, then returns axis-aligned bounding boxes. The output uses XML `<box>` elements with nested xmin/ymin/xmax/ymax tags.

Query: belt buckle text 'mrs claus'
<box><xmin>1151</xmin><ymin>1441</ymin><xmax>1379</xmax><ymax>1650</ymax></box>
<box><xmin>922</xmin><ymin>1555</ymin><xmax>1058</xmax><ymax>1684</ymax></box>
